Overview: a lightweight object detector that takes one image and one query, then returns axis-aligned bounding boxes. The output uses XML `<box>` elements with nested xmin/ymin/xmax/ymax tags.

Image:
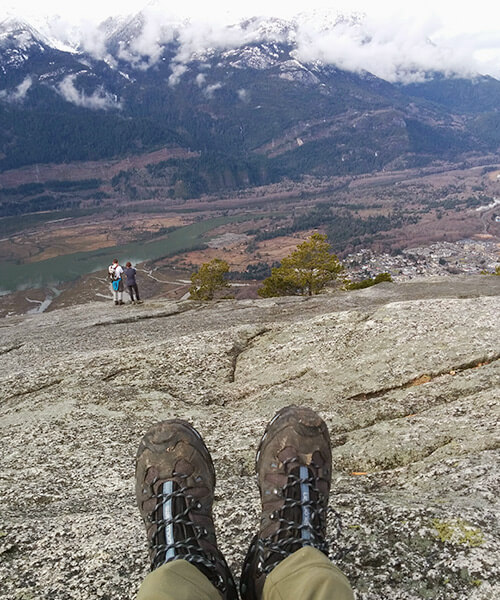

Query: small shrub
<box><xmin>344</xmin><ymin>272</ymin><xmax>393</xmax><ymax>290</ymax></box>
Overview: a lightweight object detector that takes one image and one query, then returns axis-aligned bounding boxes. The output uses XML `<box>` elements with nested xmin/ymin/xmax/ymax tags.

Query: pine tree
<box><xmin>189</xmin><ymin>259</ymin><xmax>231</xmax><ymax>300</ymax></box>
<box><xmin>258</xmin><ymin>233</ymin><xmax>344</xmax><ymax>297</ymax></box>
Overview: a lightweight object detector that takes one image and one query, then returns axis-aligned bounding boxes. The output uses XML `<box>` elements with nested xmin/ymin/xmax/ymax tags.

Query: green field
<box><xmin>0</xmin><ymin>215</ymin><xmax>252</xmax><ymax>292</ymax></box>
<box><xmin>0</xmin><ymin>209</ymin><xmax>99</xmax><ymax>237</ymax></box>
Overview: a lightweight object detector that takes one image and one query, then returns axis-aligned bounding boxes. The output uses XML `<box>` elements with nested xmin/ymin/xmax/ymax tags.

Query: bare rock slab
<box><xmin>0</xmin><ymin>276</ymin><xmax>499</xmax><ymax>599</ymax></box>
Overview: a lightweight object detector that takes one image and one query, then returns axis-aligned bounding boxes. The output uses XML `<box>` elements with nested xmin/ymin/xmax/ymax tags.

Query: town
<box><xmin>345</xmin><ymin>239</ymin><xmax>500</xmax><ymax>281</ymax></box>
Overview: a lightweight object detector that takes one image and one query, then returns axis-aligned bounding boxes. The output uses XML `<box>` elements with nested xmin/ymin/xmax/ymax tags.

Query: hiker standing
<box><xmin>124</xmin><ymin>261</ymin><xmax>142</xmax><ymax>304</ymax></box>
<box><xmin>108</xmin><ymin>258</ymin><xmax>124</xmax><ymax>305</ymax></box>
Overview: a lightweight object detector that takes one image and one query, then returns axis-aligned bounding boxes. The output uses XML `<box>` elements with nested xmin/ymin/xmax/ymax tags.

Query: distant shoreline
<box><xmin>0</xmin><ymin>215</ymin><xmax>251</xmax><ymax>293</ymax></box>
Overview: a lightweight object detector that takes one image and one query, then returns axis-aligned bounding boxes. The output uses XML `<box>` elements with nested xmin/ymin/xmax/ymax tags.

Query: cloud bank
<box><xmin>104</xmin><ymin>10</ymin><xmax>500</xmax><ymax>83</ymax></box>
<box><xmin>57</xmin><ymin>75</ymin><xmax>122</xmax><ymax>109</ymax></box>
<box><xmin>0</xmin><ymin>76</ymin><xmax>33</xmax><ymax>102</ymax></box>
<box><xmin>8</xmin><ymin>8</ymin><xmax>500</xmax><ymax>83</ymax></box>
<box><xmin>293</xmin><ymin>13</ymin><xmax>484</xmax><ymax>83</ymax></box>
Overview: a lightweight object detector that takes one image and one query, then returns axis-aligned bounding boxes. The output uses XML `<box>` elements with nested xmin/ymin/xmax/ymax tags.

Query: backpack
<box><xmin>109</xmin><ymin>265</ymin><xmax>119</xmax><ymax>281</ymax></box>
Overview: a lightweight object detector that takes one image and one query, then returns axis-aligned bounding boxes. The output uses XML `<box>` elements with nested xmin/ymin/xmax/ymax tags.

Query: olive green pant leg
<box><xmin>262</xmin><ymin>546</ymin><xmax>354</xmax><ymax>600</ymax></box>
<box><xmin>137</xmin><ymin>559</ymin><xmax>222</xmax><ymax>600</ymax></box>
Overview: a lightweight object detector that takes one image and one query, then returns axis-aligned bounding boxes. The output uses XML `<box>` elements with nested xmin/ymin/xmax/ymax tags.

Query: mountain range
<box><xmin>1</xmin><ymin>13</ymin><xmax>500</xmax><ymax>194</ymax></box>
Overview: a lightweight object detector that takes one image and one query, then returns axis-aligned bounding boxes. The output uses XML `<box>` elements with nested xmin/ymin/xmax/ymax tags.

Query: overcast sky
<box><xmin>3</xmin><ymin>0</ymin><xmax>500</xmax><ymax>81</ymax></box>
<box><xmin>3</xmin><ymin>0</ymin><xmax>499</xmax><ymax>31</ymax></box>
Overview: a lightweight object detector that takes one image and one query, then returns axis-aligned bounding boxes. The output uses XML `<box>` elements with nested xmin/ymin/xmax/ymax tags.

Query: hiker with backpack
<box><xmin>108</xmin><ymin>258</ymin><xmax>124</xmax><ymax>305</ymax></box>
<box><xmin>124</xmin><ymin>261</ymin><xmax>142</xmax><ymax>304</ymax></box>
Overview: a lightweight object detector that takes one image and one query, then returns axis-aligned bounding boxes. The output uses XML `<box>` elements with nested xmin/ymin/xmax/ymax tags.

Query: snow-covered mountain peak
<box><xmin>293</xmin><ymin>8</ymin><xmax>365</xmax><ymax>31</ymax></box>
<box><xmin>238</xmin><ymin>16</ymin><xmax>295</xmax><ymax>42</ymax></box>
<box><xmin>0</xmin><ymin>16</ymin><xmax>79</xmax><ymax>55</ymax></box>
<box><xmin>0</xmin><ymin>17</ymin><xmax>43</xmax><ymax>44</ymax></box>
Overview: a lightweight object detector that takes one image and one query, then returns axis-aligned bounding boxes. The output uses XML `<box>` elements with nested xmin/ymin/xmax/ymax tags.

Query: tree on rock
<box><xmin>189</xmin><ymin>258</ymin><xmax>231</xmax><ymax>300</ymax></box>
<box><xmin>258</xmin><ymin>233</ymin><xmax>344</xmax><ymax>297</ymax></box>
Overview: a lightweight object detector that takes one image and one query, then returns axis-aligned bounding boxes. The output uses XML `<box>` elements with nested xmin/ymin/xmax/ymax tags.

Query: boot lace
<box><xmin>147</xmin><ymin>471</ymin><xmax>226</xmax><ymax>592</ymax></box>
<box><xmin>257</xmin><ymin>457</ymin><xmax>329</xmax><ymax>574</ymax></box>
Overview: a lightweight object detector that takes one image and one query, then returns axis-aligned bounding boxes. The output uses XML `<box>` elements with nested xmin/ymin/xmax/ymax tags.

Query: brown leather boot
<box><xmin>240</xmin><ymin>406</ymin><xmax>332</xmax><ymax>600</ymax></box>
<box><xmin>136</xmin><ymin>419</ymin><xmax>238</xmax><ymax>599</ymax></box>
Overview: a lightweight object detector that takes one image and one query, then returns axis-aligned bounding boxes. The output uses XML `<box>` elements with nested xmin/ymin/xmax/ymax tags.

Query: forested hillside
<box><xmin>2</xmin><ymin>16</ymin><xmax>500</xmax><ymax>193</ymax></box>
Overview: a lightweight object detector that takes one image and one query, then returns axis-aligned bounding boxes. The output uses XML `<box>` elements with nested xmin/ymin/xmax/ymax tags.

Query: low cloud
<box><xmin>0</xmin><ymin>76</ymin><xmax>33</xmax><ymax>102</ymax></box>
<box><xmin>57</xmin><ymin>75</ymin><xmax>122</xmax><ymax>110</ymax></box>
<box><xmin>168</xmin><ymin>63</ymin><xmax>188</xmax><ymax>86</ymax></box>
<box><xmin>203</xmin><ymin>82</ymin><xmax>223</xmax><ymax>98</ymax></box>
<box><xmin>195</xmin><ymin>73</ymin><xmax>206</xmax><ymax>86</ymax></box>
<box><xmin>31</xmin><ymin>15</ymin><xmax>117</xmax><ymax>64</ymax></box>
<box><xmin>292</xmin><ymin>13</ymin><xmax>488</xmax><ymax>83</ymax></box>
<box><xmin>130</xmin><ymin>10</ymin><xmax>500</xmax><ymax>83</ymax></box>
<box><xmin>194</xmin><ymin>73</ymin><xmax>224</xmax><ymax>97</ymax></box>
<box><xmin>32</xmin><ymin>9</ymin><xmax>500</xmax><ymax>83</ymax></box>
<box><xmin>165</xmin><ymin>19</ymin><xmax>270</xmax><ymax>85</ymax></box>
<box><xmin>79</xmin><ymin>25</ymin><xmax>117</xmax><ymax>66</ymax></box>
<box><xmin>171</xmin><ymin>16</ymin><xmax>283</xmax><ymax>65</ymax></box>
<box><xmin>117</xmin><ymin>9</ymin><xmax>177</xmax><ymax>69</ymax></box>
<box><xmin>238</xmin><ymin>88</ymin><xmax>250</xmax><ymax>102</ymax></box>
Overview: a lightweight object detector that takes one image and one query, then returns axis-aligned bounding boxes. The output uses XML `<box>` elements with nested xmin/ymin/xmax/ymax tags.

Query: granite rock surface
<box><xmin>1</xmin><ymin>276</ymin><xmax>499</xmax><ymax>600</ymax></box>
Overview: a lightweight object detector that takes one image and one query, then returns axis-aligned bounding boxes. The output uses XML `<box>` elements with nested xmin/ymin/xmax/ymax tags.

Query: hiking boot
<box><xmin>240</xmin><ymin>406</ymin><xmax>332</xmax><ymax>600</ymax></box>
<box><xmin>136</xmin><ymin>419</ymin><xmax>238</xmax><ymax>600</ymax></box>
